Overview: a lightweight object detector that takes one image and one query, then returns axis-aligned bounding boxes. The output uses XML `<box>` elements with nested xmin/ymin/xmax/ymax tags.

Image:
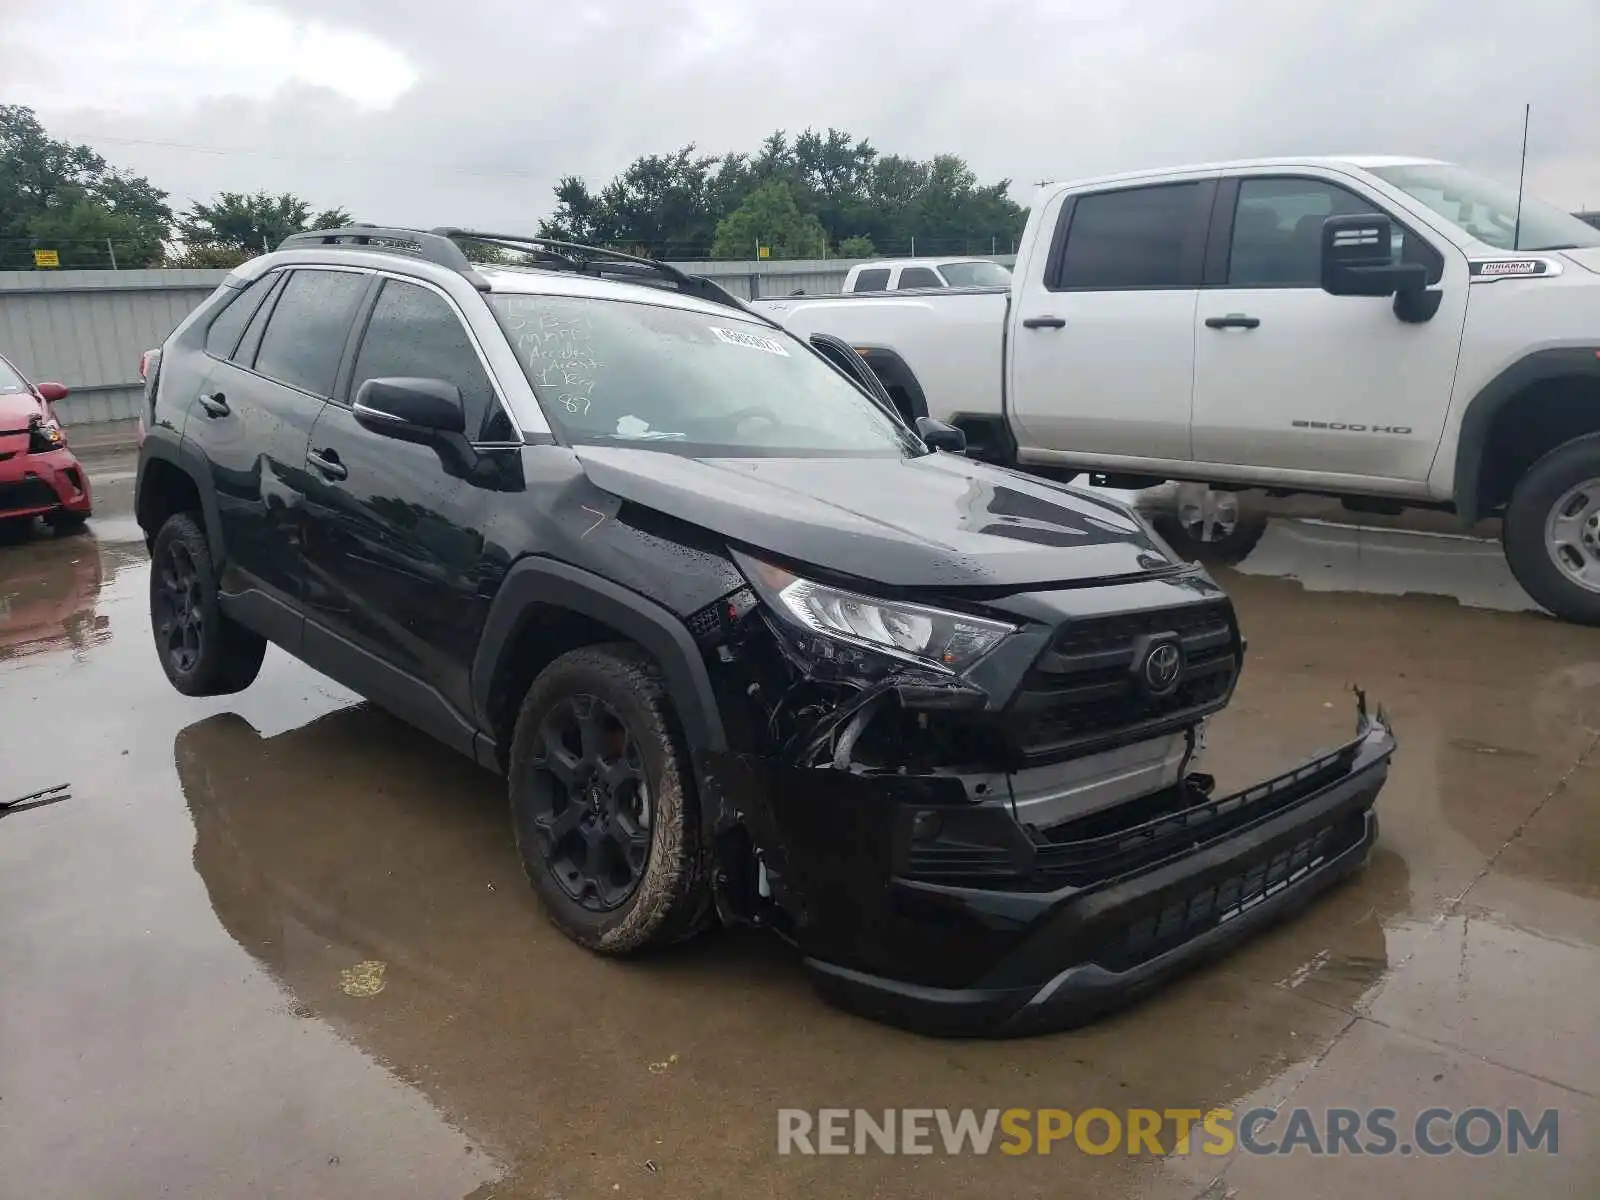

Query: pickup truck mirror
<box><xmin>353</xmin><ymin>377</ymin><xmax>466</xmax><ymax>441</ymax></box>
<box><xmin>916</xmin><ymin>416</ymin><xmax>967</xmax><ymax>454</ymax></box>
<box><xmin>1320</xmin><ymin>214</ymin><xmax>1429</xmax><ymax>297</ymax></box>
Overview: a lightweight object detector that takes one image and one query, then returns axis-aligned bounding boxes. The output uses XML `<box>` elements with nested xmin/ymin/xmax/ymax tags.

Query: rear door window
<box><xmin>1052</xmin><ymin>182</ymin><xmax>1207</xmax><ymax>290</ymax></box>
<box><xmin>252</xmin><ymin>269</ymin><xmax>367</xmax><ymax>396</ymax></box>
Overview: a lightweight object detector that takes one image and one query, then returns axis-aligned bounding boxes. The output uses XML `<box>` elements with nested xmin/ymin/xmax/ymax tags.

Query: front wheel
<box><xmin>1503</xmin><ymin>433</ymin><xmax>1600</xmax><ymax>625</ymax></box>
<box><xmin>1149</xmin><ymin>485</ymin><xmax>1268</xmax><ymax>567</ymax></box>
<box><xmin>149</xmin><ymin>512</ymin><xmax>268</xmax><ymax>694</ymax></box>
<box><xmin>508</xmin><ymin>644</ymin><xmax>715</xmax><ymax>955</ymax></box>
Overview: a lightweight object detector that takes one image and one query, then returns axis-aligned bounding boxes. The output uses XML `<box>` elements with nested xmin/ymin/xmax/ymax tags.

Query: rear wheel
<box><xmin>1503</xmin><ymin>433</ymin><xmax>1600</xmax><ymax>625</ymax></box>
<box><xmin>508</xmin><ymin>644</ymin><xmax>714</xmax><ymax>955</ymax></box>
<box><xmin>149</xmin><ymin>512</ymin><xmax>268</xmax><ymax>694</ymax></box>
<box><xmin>1150</xmin><ymin>485</ymin><xmax>1268</xmax><ymax>567</ymax></box>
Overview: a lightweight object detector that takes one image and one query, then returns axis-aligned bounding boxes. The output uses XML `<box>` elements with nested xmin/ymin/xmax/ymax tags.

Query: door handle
<box><xmin>196</xmin><ymin>392</ymin><xmax>229</xmax><ymax>417</ymax></box>
<box><xmin>306</xmin><ymin>448</ymin><xmax>347</xmax><ymax>481</ymax></box>
<box><xmin>1204</xmin><ymin>314</ymin><xmax>1261</xmax><ymax>329</ymax></box>
<box><xmin>1022</xmin><ymin>315</ymin><xmax>1067</xmax><ymax>329</ymax></box>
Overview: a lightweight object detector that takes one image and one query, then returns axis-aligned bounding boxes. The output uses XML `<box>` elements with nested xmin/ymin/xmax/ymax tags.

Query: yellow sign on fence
<box><xmin>757</xmin><ymin>245</ymin><xmax>771</xmax><ymax>259</ymax></box>
<box><xmin>33</xmin><ymin>249</ymin><xmax>60</xmax><ymax>269</ymax></box>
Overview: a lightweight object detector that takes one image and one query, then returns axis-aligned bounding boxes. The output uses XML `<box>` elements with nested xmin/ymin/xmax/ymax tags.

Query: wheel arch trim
<box><xmin>1452</xmin><ymin>347</ymin><xmax>1600</xmax><ymax>524</ymax></box>
<box><xmin>471</xmin><ymin>556</ymin><xmax>728</xmax><ymax>755</ymax></box>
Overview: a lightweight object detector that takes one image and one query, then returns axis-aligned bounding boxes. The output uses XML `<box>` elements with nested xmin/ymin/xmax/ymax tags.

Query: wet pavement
<box><xmin>2</xmin><ymin>452</ymin><xmax>1598</xmax><ymax>1199</ymax></box>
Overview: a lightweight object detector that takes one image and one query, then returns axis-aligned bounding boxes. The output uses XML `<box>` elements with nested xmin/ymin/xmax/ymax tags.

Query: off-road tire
<box><xmin>1503</xmin><ymin>432</ymin><xmax>1600</xmax><ymax>626</ymax></box>
<box><xmin>149</xmin><ymin>512</ymin><xmax>268</xmax><ymax>695</ymax></box>
<box><xmin>508</xmin><ymin>643</ymin><xmax>715</xmax><ymax>955</ymax></box>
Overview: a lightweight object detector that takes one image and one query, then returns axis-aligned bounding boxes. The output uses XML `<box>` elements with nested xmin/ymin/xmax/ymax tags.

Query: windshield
<box><xmin>489</xmin><ymin>295</ymin><xmax>924</xmax><ymax>458</ymax></box>
<box><xmin>1371</xmin><ymin>162</ymin><xmax>1600</xmax><ymax>252</ymax></box>
<box><xmin>0</xmin><ymin>359</ymin><xmax>28</xmax><ymax>395</ymax></box>
<box><xmin>936</xmin><ymin>260</ymin><xmax>1012</xmax><ymax>287</ymax></box>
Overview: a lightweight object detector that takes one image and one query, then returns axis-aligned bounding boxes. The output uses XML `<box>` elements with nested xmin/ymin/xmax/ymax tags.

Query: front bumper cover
<box><xmin>705</xmin><ymin>699</ymin><xmax>1394</xmax><ymax>1038</ymax></box>
<box><xmin>0</xmin><ymin>447</ymin><xmax>92</xmax><ymax>519</ymax></box>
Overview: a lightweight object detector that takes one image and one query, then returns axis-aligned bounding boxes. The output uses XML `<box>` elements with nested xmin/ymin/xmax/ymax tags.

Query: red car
<box><xmin>0</xmin><ymin>352</ymin><xmax>91</xmax><ymax>532</ymax></box>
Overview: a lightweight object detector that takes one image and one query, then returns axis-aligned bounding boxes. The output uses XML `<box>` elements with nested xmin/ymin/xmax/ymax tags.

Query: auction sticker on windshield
<box><xmin>711</xmin><ymin>326</ymin><xmax>790</xmax><ymax>356</ymax></box>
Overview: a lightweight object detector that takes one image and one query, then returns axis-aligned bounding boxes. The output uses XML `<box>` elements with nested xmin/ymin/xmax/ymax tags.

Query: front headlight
<box><xmin>737</xmin><ymin>552</ymin><xmax>1013</xmax><ymax>674</ymax></box>
<box><xmin>28</xmin><ymin>416</ymin><xmax>64</xmax><ymax>454</ymax></box>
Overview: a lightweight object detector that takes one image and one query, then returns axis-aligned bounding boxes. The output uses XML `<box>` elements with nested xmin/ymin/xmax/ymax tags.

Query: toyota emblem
<box><xmin>1142</xmin><ymin>641</ymin><xmax>1183</xmax><ymax>695</ymax></box>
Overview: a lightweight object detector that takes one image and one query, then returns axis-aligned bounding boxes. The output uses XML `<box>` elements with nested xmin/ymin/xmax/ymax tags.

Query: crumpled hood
<box><xmin>571</xmin><ymin>446</ymin><xmax>1178</xmax><ymax>589</ymax></box>
<box><xmin>0</xmin><ymin>390</ymin><xmax>43</xmax><ymax>432</ymax></box>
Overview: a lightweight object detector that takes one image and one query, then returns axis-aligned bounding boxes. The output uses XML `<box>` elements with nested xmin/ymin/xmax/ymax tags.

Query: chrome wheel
<box><xmin>1545</xmin><ymin>477</ymin><xmax>1600</xmax><ymax>594</ymax></box>
<box><xmin>1176</xmin><ymin>486</ymin><xmax>1240</xmax><ymax>544</ymax></box>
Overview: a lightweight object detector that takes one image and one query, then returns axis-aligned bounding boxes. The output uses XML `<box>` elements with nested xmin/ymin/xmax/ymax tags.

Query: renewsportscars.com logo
<box><xmin>776</xmin><ymin>1106</ymin><xmax>1560</xmax><ymax>1158</ymax></box>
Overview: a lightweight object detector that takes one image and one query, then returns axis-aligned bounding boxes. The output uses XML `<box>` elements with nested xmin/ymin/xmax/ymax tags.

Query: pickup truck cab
<box><xmin>842</xmin><ymin>257</ymin><xmax>1012</xmax><ymax>293</ymax></box>
<box><xmin>754</xmin><ymin>156</ymin><xmax>1600</xmax><ymax>624</ymax></box>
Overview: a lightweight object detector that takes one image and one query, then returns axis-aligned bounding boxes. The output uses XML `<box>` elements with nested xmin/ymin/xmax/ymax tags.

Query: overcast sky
<box><xmin>4</xmin><ymin>0</ymin><xmax>1597</xmax><ymax>234</ymax></box>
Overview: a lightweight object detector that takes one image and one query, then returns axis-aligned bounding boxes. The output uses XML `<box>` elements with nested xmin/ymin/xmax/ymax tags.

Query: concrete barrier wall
<box><xmin>0</xmin><ymin>255</ymin><xmax>1015</xmax><ymax>424</ymax></box>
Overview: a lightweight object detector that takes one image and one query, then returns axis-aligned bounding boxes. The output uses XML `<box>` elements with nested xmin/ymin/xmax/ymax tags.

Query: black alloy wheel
<box><xmin>153</xmin><ymin>537</ymin><xmax>205</xmax><ymax>676</ymax></box>
<box><xmin>524</xmin><ymin>693</ymin><xmax>653</xmax><ymax>912</ymax></box>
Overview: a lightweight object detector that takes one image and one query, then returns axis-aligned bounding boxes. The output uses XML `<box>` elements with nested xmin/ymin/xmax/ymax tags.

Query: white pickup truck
<box><xmin>752</xmin><ymin>156</ymin><xmax>1600</xmax><ymax>625</ymax></box>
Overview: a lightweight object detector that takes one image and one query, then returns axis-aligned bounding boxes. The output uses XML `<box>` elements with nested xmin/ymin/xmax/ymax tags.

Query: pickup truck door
<box><xmin>1188</xmin><ymin>171</ymin><xmax>1467</xmax><ymax>484</ymax></box>
<box><xmin>1007</xmin><ymin>177</ymin><xmax>1216</xmax><ymax>464</ymax></box>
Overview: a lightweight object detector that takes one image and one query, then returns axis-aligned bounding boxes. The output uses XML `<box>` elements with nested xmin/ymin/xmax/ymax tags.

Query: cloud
<box><xmin>4</xmin><ymin>0</ymin><xmax>1597</xmax><ymax>230</ymax></box>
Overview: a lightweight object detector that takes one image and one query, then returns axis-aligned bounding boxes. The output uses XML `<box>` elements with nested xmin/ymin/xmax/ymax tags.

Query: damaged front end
<box><xmin>690</xmin><ymin>555</ymin><xmax>1396</xmax><ymax>1037</ymax></box>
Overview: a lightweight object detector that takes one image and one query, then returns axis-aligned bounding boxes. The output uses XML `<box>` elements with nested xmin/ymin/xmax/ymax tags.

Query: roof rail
<box><xmin>433</xmin><ymin>229</ymin><xmax>751</xmax><ymax>313</ymax></box>
<box><xmin>276</xmin><ymin>224</ymin><xmax>755</xmax><ymax>315</ymax></box>
<box><xmin>277</xmin><ymin>224</ymin><xmax>492</xmax><ymax>289</ymax></box>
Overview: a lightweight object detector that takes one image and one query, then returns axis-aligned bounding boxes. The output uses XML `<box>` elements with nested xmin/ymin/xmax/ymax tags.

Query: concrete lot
<box><xmin>2</xmin><ymin>447</ymin><xmax>1598</xmax><ymax>1199</ymax></box>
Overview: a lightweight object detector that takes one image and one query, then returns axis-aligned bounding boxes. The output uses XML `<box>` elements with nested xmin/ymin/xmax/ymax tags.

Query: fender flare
<box><xmin>1453</xmin><ymin>347</ymin><xmax>1600</xmax><ymax>524</ymax></box>
<box><xmin>853</xmin><ymin>348</ymin><xmax>930</xmax><ymax>423</ymax></box>
<box><xmin>470</xmin><ymin>556</ymin><xmax>728</xmax><ymax>754</ymax></box>
<box><xmin>135</xmin><ymin>433</ymin><xmax>226</xmax><ymax>566</ymax></box>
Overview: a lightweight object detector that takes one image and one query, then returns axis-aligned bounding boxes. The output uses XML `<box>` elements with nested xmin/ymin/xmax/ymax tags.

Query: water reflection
<box><xmin>0</xmin><ymin>532</ymin><xmax>142</xmax><ymax>661</ymax></box>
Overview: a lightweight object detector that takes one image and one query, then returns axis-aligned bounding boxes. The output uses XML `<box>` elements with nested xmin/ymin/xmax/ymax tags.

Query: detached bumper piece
<box><xmin>799</xmin><ymin>704</ymin><xmax>1395</xmax><ymax>1037</ymax></box>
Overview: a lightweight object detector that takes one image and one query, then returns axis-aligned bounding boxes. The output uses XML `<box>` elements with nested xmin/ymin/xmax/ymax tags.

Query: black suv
<box><xmin>135</xmin><ymin>227</ymin><xmax>1395</xmax><ymax>1036</ymax></box>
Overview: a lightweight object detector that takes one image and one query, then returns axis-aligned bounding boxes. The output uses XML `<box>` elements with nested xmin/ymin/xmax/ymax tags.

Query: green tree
<box><xmin>837</xmin><ymin>235</ymin><xmax>876</xmax><ymax>258</ymax></box>
<box><xmin>177</xmin><ymin>191</ymin><xmax>352</xmax><ymax>254</ymax></box>
<box><xmin>0</xmin><ymin>104</ymin><xmax>172</xmax><ymax>268</ymax></box>
<box><xmin>539</xmin><ymin>128</ymin><xmax>1023</xmax><ymax>261</ymax></box>
<box><xmin>711</xmin><ymin>182</ymin><xmax>828</xmax><ymax>260</ymax></box>
<box><xmin>162</xmin><ymin>243</ymin><xmax>255</xmax><ymax>269</ymax></box>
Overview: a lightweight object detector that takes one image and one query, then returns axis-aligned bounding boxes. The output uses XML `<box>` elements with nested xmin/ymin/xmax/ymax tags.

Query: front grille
<box><xmin>1010</xmin><ymin>602</ymin><xmax>1238</xmax><ymax>760</ymax></box>
<box><xmin>1098</xmin><ymin>810</ymin><xmax>1367</xmax><ymax>971</ymax></box>
<box><xmin>0</xmin><ymin>476</ymin><xmax>57</xmax><ymax>512</ymax></box>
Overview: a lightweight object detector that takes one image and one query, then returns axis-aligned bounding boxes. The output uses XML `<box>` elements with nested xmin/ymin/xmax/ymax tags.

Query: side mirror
<box><xmin>1321</xmin><ymin>215</ymin><xmax>1428</xmax><ymax>297</ymax></box>
<box><xmin>916</xmin><ymin>416</ymin><xmax>967</xmax><ymax>454</ymax></box>
<box><xmin>35</xmin><ymin>381</ymin><xmax>68</xmax><ymax>402</ymax></box>
<box><xmin>353</xmin><ymin>377</ymin><xmax>465</xmax><ymax>440</ymax></box>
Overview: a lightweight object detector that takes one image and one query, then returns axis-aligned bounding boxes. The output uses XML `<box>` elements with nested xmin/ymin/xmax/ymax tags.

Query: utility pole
<box><xmin>106</xmin><ymin>238</ymin><xmax>118</xmax><ymax>270</ymax></box>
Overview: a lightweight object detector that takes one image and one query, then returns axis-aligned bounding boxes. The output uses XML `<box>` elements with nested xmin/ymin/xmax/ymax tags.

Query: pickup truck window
<box><xmin>938</xmin><ymin>261</ymin><xmax>1012</xmax><ymax>287</ymax></box>
<box><xmin>490</xmin><ymin>295</ymin><xmax>923</xmax><ymax>458</ymax></box>
<box><xmin>1052</xmin><ymin>182</ymin><xmax>1205</xmax><ymax>290</ymax></box>
<box><xmin>1371</xmin><ymin>161</ymin><xmax>1600</xmax><ymax>253</ymax></box>
<box><xmin>852</xmin><ymin>268</ymin><xmax>890</xmax><ymax>292</ymax></box>
<box><xmin>1228</xmin><ymin>178</ymin><xmax>1381</xmax><ymax>287</ymax></box>
<box><xmin>899</xmin><ymin>266</ymin><xmax>944</xmax><ymax>289</ymax></box>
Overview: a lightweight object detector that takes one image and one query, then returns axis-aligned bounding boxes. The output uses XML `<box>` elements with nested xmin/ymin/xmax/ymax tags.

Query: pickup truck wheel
<box><xmin>1503</xmin><ymin>433</ymin><xmax>1600</xmax><ymax>625</ymax></box>
<box><xmin>508</xmin><ymin>644</ymin><xmax>714</xmax><ymax>955</ymax></box>
<box><xmin>148</xmin><ymin>512</ymin><xmax>268</xmax><ymax>695</ymax></box>
<box><xmin>1150</xmin><ymin>487</ymin><xmax>1267</xmax><ymax>567</ymax></box>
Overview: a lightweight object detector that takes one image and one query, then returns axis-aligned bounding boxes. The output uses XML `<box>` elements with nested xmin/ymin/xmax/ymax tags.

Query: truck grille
<box><xmin>1009</xmin><ymin>602</ymin><xmax>1238</xmax><ymax>762</ymax></box>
